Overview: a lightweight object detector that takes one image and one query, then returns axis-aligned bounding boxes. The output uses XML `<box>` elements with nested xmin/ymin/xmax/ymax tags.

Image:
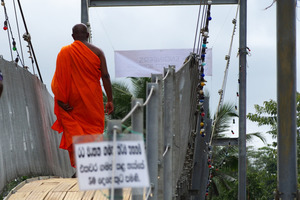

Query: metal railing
<box><xmin>107</xmin><ymin>54</ymin><xmax>203</xmax><ymax>199</ymax></box>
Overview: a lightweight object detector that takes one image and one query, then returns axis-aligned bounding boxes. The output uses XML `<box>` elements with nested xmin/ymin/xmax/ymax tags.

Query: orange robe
<box><xmin>51</xmin><ymin>40</ymin><xmax>105</xmax><ymax>167</ymax></box>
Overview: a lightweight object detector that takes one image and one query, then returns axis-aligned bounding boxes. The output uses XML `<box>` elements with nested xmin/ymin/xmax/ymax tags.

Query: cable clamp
<box><xmin>237</xmin><ymin>47</ymin><xmax>251</xmax><ymax>56</ymax></box>
<box><xmin>23</xmin><ymin>33</ymin><xmax>31</xmax><ymax>42</ymax></box>
<box><xmin>232</xmin><ymin>18</ymin><xmax>237</xmax><ymax>24</ymax></box>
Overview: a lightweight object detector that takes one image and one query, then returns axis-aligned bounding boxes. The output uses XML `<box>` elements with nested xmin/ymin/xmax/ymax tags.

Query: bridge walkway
<box><xmin>5</xmin><ymin>177</ymin><xmax>133</xmax><ymax>200</ymax></box>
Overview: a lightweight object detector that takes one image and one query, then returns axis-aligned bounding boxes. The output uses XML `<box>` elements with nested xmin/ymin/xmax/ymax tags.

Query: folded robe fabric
<box><xmin>51</xmin><ymin>40</ymin><xmax>105</xmax><ymax>166</ymax></box>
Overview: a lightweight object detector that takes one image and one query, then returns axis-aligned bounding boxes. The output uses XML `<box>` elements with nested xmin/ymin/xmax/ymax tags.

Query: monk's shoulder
<box><xmin>56</xmin><ymin>46</ymin><xmax>69</xmax><ymax>60</ymax></box>
<box><xmin>59</xmin><ymin>45</ymin><xmax>71</xmax><ymax>55</ymax></box>
<box><xmin>86</xmin><ymin>43</ymin><xmax>103</xmax><ymax>58</ymax></box>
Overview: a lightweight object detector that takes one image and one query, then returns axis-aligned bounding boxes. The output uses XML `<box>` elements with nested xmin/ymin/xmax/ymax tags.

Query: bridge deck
<box><xmin>5</xmin><ymin>178</ymin><xmax>133</xmax><ymax>200</ymax></box>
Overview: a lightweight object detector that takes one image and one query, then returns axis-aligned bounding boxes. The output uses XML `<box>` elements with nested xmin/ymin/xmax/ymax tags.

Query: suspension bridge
<box><xmin>0</xmin><ymin>0</ymin><xmax>298</xmax><ymax>199</ymax></box>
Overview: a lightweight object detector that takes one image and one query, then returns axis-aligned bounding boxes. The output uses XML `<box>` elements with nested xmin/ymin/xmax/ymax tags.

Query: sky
<box><xmin>0</xmin><ymin>0</ymin><xmax>299</xmax><ymax>147</ymax></box>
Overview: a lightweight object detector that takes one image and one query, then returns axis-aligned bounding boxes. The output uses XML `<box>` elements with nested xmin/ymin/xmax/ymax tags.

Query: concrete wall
<box><xmin>0</xmin><ymin>59</ymin><xmax>74</xmax><ymax>193</ymax></box>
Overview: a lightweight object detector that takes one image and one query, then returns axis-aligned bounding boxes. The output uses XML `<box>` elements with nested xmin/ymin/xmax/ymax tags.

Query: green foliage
<box><xmin>208</xmin><ymin>102</ymin><xmax>268</xmax><ymax>200</ymax></box>
<box><xmin>209</xmin><ymin>148</ymin><xmax>238</xmax><ymax>199</ymax></box>
<box><xmin>209</xmin><ymin>145</ymin><xmax>277</xmax><ymax>200</ymax></box>
<box><xmin>0</xmin><ymin>176</ymin><xmax>29</xmax><ymax>200</ymax></box>
<box><xmin>246</xmin><ymin>132</ymin><xmax>267</xmax><ymax>144</ymax></box>
<box><xmin>247</xmin><ymin>99</ymin><xmax>278</xmax><ymax>137</ymax></box>
<box><xmin>248</xmin><ymin>146</ymin><xmax>277</xmax><ymax>175</ymax></box>
<box><xmin>103</xmin><ymin>77</ymin><xmax>151</xmax><ymax>131</ymax></box>
<box><xmin>247</xmin><ymin>146</ymin><xmax>277</xmax><ymax>199</ymax></box>
<box><xmin>209</xmin><ymin>146</ymin><xmax>238</xmax><ymax>199</ymax></box>
<box><xmin>212</xmin><ymin>182</ymin><xmax>238</xmax><ymax>200</ymax></box>
<box><xmin>103</xmin><ymin>81</ymin><xmax>132</xmax><ymax>127</ymax></box>
<box><xmin>130</xmin><ymin>77</ymin><xmax>151</xmax><ymax>100</ymax></box>
<box><xmin>207</xmin><ymin>103</ymin><xmax>238</xmax><ymax>199</ymax></box>
<box><xmin>213</xmin><ymin>103</ymin><xmax>238</xmax><ymax>138</ymax></box>
<box><xmin>247</xmin><ymin>92</ymin><xmax>300</xmax><ymax>137</ymax></box>
<box><xmin>246</xmin><ymin>92</ymin><xmax>300</xmax><ymax>198</ymax></box>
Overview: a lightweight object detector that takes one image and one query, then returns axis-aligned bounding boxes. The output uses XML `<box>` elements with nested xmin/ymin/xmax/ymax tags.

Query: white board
<box><xmin>115</xmin><ymin>48</ymin><xmax>212</xmax><ymax>77</ymax></box>
<box><xmin>75</xmin><ymin>139</ymin><xmax>150</xmax><ymax>190</ymax></box>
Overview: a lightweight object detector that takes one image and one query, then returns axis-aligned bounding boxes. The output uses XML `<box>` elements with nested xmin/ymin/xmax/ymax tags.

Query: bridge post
<box><xmin>276</xmin><ymin>0</ymin><xmax>298</xmax><ymax>199</ymax></box>
<box><xmin>88</xmin><ymin>0</ymin><xmax>239</xmax><ymax>7</ymax></box>
<box><xmin>107</xmin><ymin>120</ymin><xmax>123</xmax><ymax>200</ymax></box>
<box><xmin>151</xmin><ymin>74</ymin><xmax>164</xmax><ymax>199</ymax></box>
<box><xmin>163</xmin><ymin>66</ymin><xmax>176</xmax><ymax>199</ymax></box>
<box><xmin>238</xmin><ymin>0</ymin><xmax>247</xmax><ymax>199</ymax></box>
<box><xmin>131</xmin><ymin>98</ymin><xmax>144</xmax><ymax>200</ymax></box>
<box><xmin>81</xmin><ymin>0</ymin><xmax>89</xmax><ymax>24</ymax></box>
<box><xmin>146</xmin><ymin>82</ymin><xmax>160</xmax><ymax>200</ymax></box>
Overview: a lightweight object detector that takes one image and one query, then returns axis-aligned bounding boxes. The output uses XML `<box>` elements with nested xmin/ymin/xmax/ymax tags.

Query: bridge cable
<box><xmin>196</xmin><ymin>4</ymin><xmax>208</xmax><ymax>55</ymax></box>
<box><xmin>16</xmin><ymin>0</ymin><xmax>43</xmax><ymax>83</ymax></box>
<box><xmin>1</xmin><ymin>0</ymin><xmax>13</xmax><ymax>61</ymax></box>
<box><xmin>209</xmin><ymin>1</ymin><xmax>240</xmax><ymax>146</ymax></box>
<box><xmin>4</xmin><ymin>20</ymin><xmax>13</xmax><ymax>61</ymax></box>
<box><xmin>193</xmin><ymin>0</ymin><xmax>204</xmax><ymax>54</ymax></box>
<box><xmin>1</xmin><ymin>0</ymin><xmax>24</xmax><ymax>66</ymax></box>
<box><xmin>12</xmin><ymin>0</ymin><xmax>24</xmax><ymax>65</ymax></box>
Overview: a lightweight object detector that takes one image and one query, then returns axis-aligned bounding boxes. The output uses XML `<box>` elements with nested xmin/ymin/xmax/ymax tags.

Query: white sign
<box><xmin>114</xmin><ymin>48</ymin><xmax>212</xmax><ymax>77</ymax></box>
<box><xmin>75</xmin><ymin>140</ymin><xmax>150</xmax><ymax>190</ymax></box>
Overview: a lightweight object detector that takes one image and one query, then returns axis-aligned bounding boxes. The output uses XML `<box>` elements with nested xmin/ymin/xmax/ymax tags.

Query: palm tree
<box><xmin>207</xmin><ymin>103</ymin><xmax>267</xmax><ymax>200</ymax></box>
<box><xmin>103</xmin><ymin>77</ymin><xmax>151</xmax><ymax>131</ymax></box>
<box><xmin>130</xmin><ymin>77</ymin><xmax>150</xmax><ymax>100</ymax></box>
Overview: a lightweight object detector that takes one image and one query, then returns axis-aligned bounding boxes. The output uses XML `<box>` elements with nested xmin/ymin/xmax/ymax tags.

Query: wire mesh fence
<box><xmin>0</xmin><ymin>59</ymin><xmax>74</xmax><ymax>194</ymax></box>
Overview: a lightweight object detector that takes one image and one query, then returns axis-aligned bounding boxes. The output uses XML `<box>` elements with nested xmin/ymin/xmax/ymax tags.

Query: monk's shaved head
<box><xmin>72</xmin><ymin>23</ymin><xmax>89</xmax><ymax>41</ymax></box>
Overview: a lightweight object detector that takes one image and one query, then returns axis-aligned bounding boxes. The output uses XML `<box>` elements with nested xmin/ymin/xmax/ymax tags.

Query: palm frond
<box><xmin>219</xmin><ymin>155</ymin><xmax>239</xmax><ymax>172</ymax></box>
<box><xmin>246</xmin><ymin>132</ymin><xmax>267</xmax><ymax>144</ymax></box>
<box><xmin>106</xmin><ymin>81</ymin><xmax>133</xmax><ymax>126</ymax></box>
<box><xmin>213</xmin><ymin>103</ymin><xmax>238</xmax><ymax>137</ymax></box>
<box><xmin>131</xmin><ymin>77</ymin><xmax>151</xmax><ymax>99</ymax></box>
<box><xmin>217</xmin><ymin>174</ymin><xmax>235</xmax><ymax>190</ymax></box>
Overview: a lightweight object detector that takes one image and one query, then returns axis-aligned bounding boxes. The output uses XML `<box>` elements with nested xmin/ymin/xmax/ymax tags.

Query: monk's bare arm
<box><xmin>57</xmin><ymin>100</ymin><xmax>73</xmax><ymax>111</ymax></box>
<box><xmin>98</xmin><ymin>49</ymin><xmax>114</xmax><ymax>115</ymax></box>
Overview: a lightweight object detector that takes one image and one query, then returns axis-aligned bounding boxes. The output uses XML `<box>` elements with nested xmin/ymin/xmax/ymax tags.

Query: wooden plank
<box><xmin>64</xmin><ymin>191</ymin><xmax>85</xmax><ymax>200</ymax></box>
<box><xmin>52</xmin><ymin>180</ymin><xmax>77</xmax><ymax>192</ymax></box>
<box><xmin>25</xmin><ymin>192</ymin><xmax>48</xmax><ymax>200</ymax></box>
<box><xmin>94</xmin><ymin>190</ymin><xmax>110</xmax><ymax>199</ymax></box>
<box><xmin>6</xmin><ymin>192</ymin><xmax>31</xmax><ymax>200</ymax></box>
<box><xmin>82</xmin><ymin>191</ymin><xmax>96</xmax><ymax>200</ymax></box>
<box><xmin>68</xmin><ymin>182</ymin><xmax>79</xmax><ymax>192</ymax></box>
<box><xmin>123</xmin><ymin>188</ymin><xmax>132</xmax><ymax>199</ymax></box>
<box><xmin>17</xmin><ymin>181</ymin><xmax>43</xmax><ymax>192</ymax></box>
<box><xmin>6</xmin><ymin>178</ymin><xmax>137</xmax><ymax>200</ymax></box>
<box><xmin>44</xmin><ymin>192</ymin><xmax>67</xmax><ymax>200</ymax></box>
<box><xmin>34</xmin><ymin>182</ymin><xmax>61</xmax><ymax>192</ymax></box>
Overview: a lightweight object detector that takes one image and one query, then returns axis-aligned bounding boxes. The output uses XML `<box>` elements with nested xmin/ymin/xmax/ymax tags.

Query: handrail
<box><xmin>120</xmin><ymin>85</ymin><xmax>155</xmax><ymax>123</ymax></box>
<box><xmin>143</xmin><ymin>85</ymin><xmax>155</xmax><ymax>107</ymax></box>
<box><xmin>162</xmin><ymin>69</ymin><xmax>170</xmax><ymax>81</ymax></box>
<box><xmin>121</xmin><ymin>102</ymin><xmax>141</xmax><ymax>123</ymax></box>
<box><xmin>163</xmin><ymin>144</ymin><xmax>170</xmax><ymax>157</ymax></box>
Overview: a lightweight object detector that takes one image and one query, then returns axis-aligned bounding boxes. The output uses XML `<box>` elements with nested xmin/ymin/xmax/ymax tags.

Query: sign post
<box><xmin>73</xmin><ymin>133</ymin><xmax>150</xmax><ymax>197</ymax></box>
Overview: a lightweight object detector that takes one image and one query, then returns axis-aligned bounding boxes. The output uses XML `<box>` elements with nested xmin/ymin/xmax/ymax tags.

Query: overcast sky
<box><xmin>0</xmin><ymin>0</ymin><xmax>299</xmax><ymax>147</ymax></box>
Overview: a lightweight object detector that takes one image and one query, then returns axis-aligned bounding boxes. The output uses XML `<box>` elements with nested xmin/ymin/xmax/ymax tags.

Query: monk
<box><xmin>51</xmin><ymin>23</ymin><xmax>114</xmax><ymax>169</ymax></box>
<box><xmin>0</xmin><ymin>70</ymin><xmax>3</xmax><ymax>97</ymax></box>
